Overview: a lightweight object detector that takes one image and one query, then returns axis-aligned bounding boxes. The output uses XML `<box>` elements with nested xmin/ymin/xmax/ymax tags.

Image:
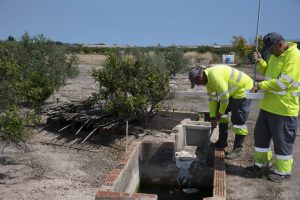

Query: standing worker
<box><xmin>189</xmin><ymin>65</ymin><xmax>253</xmax><ymax>159</ymax></box>
<box><xmin>251</xmin><ymin>32</ymin><xmax>300</xmax><ymax>182</ymax></box>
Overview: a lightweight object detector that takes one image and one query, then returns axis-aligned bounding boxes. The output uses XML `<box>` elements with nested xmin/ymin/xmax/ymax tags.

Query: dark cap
<box><xmin>263</xmin><ymin>32</ymin><xmax>285</xmax><ymax>50</ymax></box>
<box><xmin>188</xmin><ymin>68</ymin><xmax>200</xmax><ymax>88</ymax></box>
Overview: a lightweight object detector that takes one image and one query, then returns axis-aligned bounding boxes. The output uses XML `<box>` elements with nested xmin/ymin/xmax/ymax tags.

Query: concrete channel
<box><xmin>95</xmin><ymin>116</ymin><xmax>226</xmax><ymax>200</ymax></box>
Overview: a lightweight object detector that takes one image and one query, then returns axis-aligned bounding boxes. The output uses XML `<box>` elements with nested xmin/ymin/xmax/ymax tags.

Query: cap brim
<box><xmin>264</xmin><ymin>41</ymin><xmax>279</xmax><ymax>51</ymax></box>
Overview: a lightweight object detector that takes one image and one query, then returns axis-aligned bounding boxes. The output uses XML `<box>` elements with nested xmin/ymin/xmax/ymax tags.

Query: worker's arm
<box><xmin>257</xmin><ymin>60</ymin><xmax>268</xmax><ymax>75</ymax></box>
<box><xmin>259</xmin><ymin>59</ymin><xmax>298</xmax><ymax>92</ymax></box>
<box><xmin>207</xmin><ymin>86</ymin><xmax>218</xmax><ymax>118</ymax></box>
<box><xmin>211</xmin><ymin>76</ymin><xmax>229</xmax><ymax>115</ymax></box>
<box><xmin>253</xmin><ymin>51</ymin><xmax>268</xmax><ymax>75</ymax></box>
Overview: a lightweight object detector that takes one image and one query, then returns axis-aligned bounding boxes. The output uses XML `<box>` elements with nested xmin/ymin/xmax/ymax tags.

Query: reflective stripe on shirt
<box><xmin>219</xmin><ymin>90</ymin><xmax>229</xmax><ymax>96</ymax></box>
<box><xmin>280</xmin><ymin>74</ymin><xmax>300</xmax><ymax>88</ymax></box>
<box><xmin>236</xmin><ymin>71</ymin><xmax>243</xmax><ymax>83</ymax></box>
<box><xmin>265</xmin><ymin>75</ymin><xmax>300</xmax><ymax>95</ymax></box>
<box><xmin>271</xmin><ymin>91</ymin><xmax>287</xmax><ymax>95</ymax></box>
<box><xmin>292</xmin><ymin>91</ymin><xmax>300</xmax><ymax>96</ymax></box>
<box><xmin>219</xmin><ymin>98</ymin><xmax>229</xmax><ymax>103</ymax></box>
<box><xmin>276</xmin><ymin>79</ymin><xmax>287</xmax><ymax>90</ymax></box>
<box><xmin>208</xmin><ymin>97</ymin><xmax>218</xmax><ymax>101</ymax></box>
<box><xmin>207</xmin><ymin>92</ymin><xmax>217</xmax><ymax>96</ymax></box>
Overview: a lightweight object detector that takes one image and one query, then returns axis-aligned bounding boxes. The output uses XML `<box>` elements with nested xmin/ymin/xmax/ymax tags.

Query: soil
<box><xmin>1</xmin><ymin>55</ymin><xmax>300</xmax><ymax>200</ymax></box>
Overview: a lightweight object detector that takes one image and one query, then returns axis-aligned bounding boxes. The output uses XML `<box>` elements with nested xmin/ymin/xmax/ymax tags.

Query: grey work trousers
<box><xmin>254</xmin><ymin>109</ymin><xmax>297</xmax><ymax>156</ymax></box>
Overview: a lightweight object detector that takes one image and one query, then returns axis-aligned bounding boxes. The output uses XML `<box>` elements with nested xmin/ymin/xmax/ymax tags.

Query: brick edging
<box><xmin>213</xmin><ymin>148</ymin><xmax>226</xmax><ymax>199</ymax></box>
<box><xmin>96</xmin><ymin>140</ymin><xmax>158</xmax><ymax>200</ymax></box>
<box><xmin>96</xmin><ymin>191</ymin><xmax>157</xmax><ymax>200</ymax></box>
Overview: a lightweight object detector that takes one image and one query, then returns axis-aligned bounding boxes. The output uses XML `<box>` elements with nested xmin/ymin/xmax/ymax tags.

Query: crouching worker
<box><xmin>189</xmin><ymin>65</ymin><xmax>253</xmax><ymax>159</ymax></box>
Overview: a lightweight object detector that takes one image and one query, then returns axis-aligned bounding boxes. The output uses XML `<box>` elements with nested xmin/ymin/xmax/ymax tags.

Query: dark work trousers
<box><xmin>219</xmin><ymin>97</ymin><xmax>252</xmax><ymax>132</ymax></box>
<box><xmin>254</xmin><ymin>109</ymin><xmax>297</xmax><ymax>156</ymax></box>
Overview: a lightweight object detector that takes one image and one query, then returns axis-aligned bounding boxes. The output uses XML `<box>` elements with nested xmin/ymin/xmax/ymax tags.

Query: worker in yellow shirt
<box><xmin>250</xmin><ymin>32</ymin><xmax>300</xmax><ymax>182</ymax></box>
<box><xmin>189</xmin><ymin>65</ymin><xmax>253</xmax><ymax>159</ymax></box>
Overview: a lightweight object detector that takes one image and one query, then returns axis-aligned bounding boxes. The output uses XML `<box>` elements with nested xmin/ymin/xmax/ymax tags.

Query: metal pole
<box><xmin>253</xmin><ymin>0</ymin><xmax>261</xmax><ymax>87</ymax></box>
<box><xmin>125</xmin><ymin>121</ymin><xmax>128</xmax><ymax>154</ymax></box>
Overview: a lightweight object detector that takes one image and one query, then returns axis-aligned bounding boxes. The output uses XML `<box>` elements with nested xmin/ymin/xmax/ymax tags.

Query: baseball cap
<box><xmin>263</xmin><ymin>32</ymin><xmax>285</xmax><ymax>50</ymax></box>
<box><xmin>188</xmin><ymin>68</ymin><xmax>200</xmax><ymax>88</ymax></box>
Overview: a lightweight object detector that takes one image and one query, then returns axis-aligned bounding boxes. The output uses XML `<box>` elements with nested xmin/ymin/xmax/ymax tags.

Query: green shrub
<box><xmin>0</xmin><ymin>106</ymin><xmax>33</xmax><ymax>144</ymax></box>
<box><xmin>0</xmin><ymin>32</ymin><xmax>79</xmax><ymax>108</ymax></box>
<box><xmin>165</xmin><ymin>48</ymin><xmax>189</xmax><ymax>75</ymax></box>
<box><xmin>0</xmin><ymin>32</ymin><xmax>79</xmax><ymax>144</ymax></box>
<box><xmin>92</xmin><ymin>52</ymin><xmax>171</xmax><ymax>127</ymax></box>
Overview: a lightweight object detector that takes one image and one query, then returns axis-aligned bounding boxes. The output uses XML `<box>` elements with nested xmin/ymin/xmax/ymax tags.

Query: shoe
<box><xmin>246</xmin><ymin>165</ymin><xmax>263</xmax><ymax>177</ymax></box>
<box><xmin>246</xmin><ymin>164</ymin><xmax>274</xmax><ymax>178</ymax></box>
<box><xmin>268</xmin><ymin>173</ymin><xmax>291</xmax><ymax>182</ymax></box>
<box><xmin>225</xmin><ymin>147</ymin><xmax>242</xmax><ymax>159</ymax></box>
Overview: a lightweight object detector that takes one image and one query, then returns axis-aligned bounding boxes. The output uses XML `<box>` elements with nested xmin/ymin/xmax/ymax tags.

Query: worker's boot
<box><xmin>211</xmin><ymin>123</ymin><xmax>228</xmax><ymax>148</ymax></box>
<box><xmin>226</xmin><ymin>135</ymin><xmax>245</xmax><ymax>159</ymax></box>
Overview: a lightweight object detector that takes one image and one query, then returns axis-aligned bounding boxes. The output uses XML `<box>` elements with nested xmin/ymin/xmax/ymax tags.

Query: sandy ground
<box><xmin>0</xmin><ymin>131</ymin><xmax>123</xmax><ymax>200</ymax></box>
<box><xmin>1</xmin><ymin>54</ymin><xmax>300</xmax><ymax>200</ymax></box>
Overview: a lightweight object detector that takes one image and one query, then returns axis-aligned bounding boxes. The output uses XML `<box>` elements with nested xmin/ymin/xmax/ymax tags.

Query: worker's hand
<box><xmin>251</xmin><ymin>83</ymin><xmax>260</xmax><ymax>93</ymax></box>
<box><xmin>210</xmin><ymin>112</ymin><xmax>222</xmax><ymax>129</ymax></box>
<box><xmin>253</xmin><ymin>51</ymin><xmax>262</xmax><ymax>63</ymax></box>
<box><xmin>211</xmin><ymin>119</ymin><xmax>218</xmax><ymax>129</ymax></box>
<box><xmin>215</xmin><ymin>112</ymin><xmax>222</xmax><ymax>122</ymax></box>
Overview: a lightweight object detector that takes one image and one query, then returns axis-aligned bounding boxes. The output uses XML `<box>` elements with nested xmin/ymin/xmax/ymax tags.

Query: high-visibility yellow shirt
<box><xmin>257</xmin><ymin>42</ymin><xmax>300</xmax><ymax>116</ymax></box>
<box><xmin>205</xmin><ymin>65</ymin><xmax>253</xmax><ymax>118</ymax></box>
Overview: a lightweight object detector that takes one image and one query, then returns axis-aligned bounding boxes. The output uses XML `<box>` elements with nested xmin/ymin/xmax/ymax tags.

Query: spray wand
<box><xmin>246</xmin><ymin>0</ymin><xmax>264</xmax><ymax>99</ymax></box>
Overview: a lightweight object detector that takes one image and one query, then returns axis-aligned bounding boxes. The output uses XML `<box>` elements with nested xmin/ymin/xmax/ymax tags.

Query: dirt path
<box><xmin>0</xmin><ymin>130</ymin><xmax>123</xmax><ymax>200</ymax></box>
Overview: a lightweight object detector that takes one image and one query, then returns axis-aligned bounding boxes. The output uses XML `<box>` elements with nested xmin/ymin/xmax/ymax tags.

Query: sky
<box><xmin>0</xmin><ymin>0</ymin><xmax>299</xmax><ymax>46</ymax></box>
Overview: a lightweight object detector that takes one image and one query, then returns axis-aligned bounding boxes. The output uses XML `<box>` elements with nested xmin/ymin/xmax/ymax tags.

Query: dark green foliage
<box><xmin>0</xmin><ymin>32</ymin><xmax>79</xmax><ymax>108</ymax></box>
<box><xmin>0</xmin><ymin>106</ymin><xmax>32</xmax><ymax>144</ymax></box>
<box><xmin>92</xmin><ymin>52</ymin><xmax>171</xmax><ymax>127</ymax></box>
<box><xmin>165</xmin><ymin>48</ymin><xmax>189</xmax><ymax>75</ymax></box>
<box><xmin>66</xmin><ymin>45</ymin><xmax>231</xmax><ymax>58</ymax></box>
<box><xmin>231</xmin><ymin>35</ymin><xmax>263</xmax><ymax>64</ymax></box>
<box><xmin>195</xmin><ymin>45</ymin><xmax>231</xmax><ymax>55</ymax></box>
<box><xmin>0</xmin><ymin>32</ymin><xmax>79</xmax><ymax>144</ymax></box>
<box><xmin>0</xmin><ymin>58</ymin><xmax>20</xmax><ymax>110</ymax></box>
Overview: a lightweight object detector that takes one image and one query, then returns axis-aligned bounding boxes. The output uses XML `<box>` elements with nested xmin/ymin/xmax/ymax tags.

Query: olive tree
<box><xmin>0</xmin><ymin>57</ymin><xmax>38</xmax><ymax>144</ymax></box>
<box><xmin>0</xmin><ymin>32</ymin><xmax>79</xmax><ymax>144</ymax></box>
<box><xmin>232</xmin><ymin>35</ymin><xmax>263</xmax><ymax>65</ymax></box>
<box><xmin>165</xmin><ymin>48</ymin><xmax>189</xmax><ymax>75</ymax></box>
<box><xmin>92</xmin><ymin>52</ymin><xmax>171</xmax><ymax>127</ymax></box>
<box><xmin>1</xmin><ymin>32</ymin><xmax>79</xmax><ymax>108</ymax></box>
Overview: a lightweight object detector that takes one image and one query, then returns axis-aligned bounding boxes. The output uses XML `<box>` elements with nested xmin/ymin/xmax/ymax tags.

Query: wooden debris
<box><xmin>81</xmin><ymin>125</ymin><xmax>102</xmax><ymax>144</ymax></box>
<box><xmin>43</xmin><ymin>102</ymin><xmax>132</xmax><ymax>143</ymax></box>
<box><xmin>58</xmin><ymin>124</ymin><xmax>72</xmax><ymax>132</ymax></box>
<box><xmin>75</xmin><ymin>119</ymin><xmax>91</xmax><ymax>135</ymax></box>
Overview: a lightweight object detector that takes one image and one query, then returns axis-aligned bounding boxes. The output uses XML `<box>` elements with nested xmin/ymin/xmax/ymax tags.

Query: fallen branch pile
<box><xmin>42</xmin><ymin>102</ymin><xmax>125</xmax><ymax>143</ymax></box>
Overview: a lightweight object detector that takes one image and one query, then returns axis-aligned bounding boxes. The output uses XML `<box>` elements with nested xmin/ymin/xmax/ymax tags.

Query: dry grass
<box><xmin>76</xmin><ymin>54</ymin><xmax>107</xmax><ymax>65</ymax></box>
<box><xmin>184</xmin><ymin>51</ymin><xmax>219</xmax><ymax>66</ymax></box>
